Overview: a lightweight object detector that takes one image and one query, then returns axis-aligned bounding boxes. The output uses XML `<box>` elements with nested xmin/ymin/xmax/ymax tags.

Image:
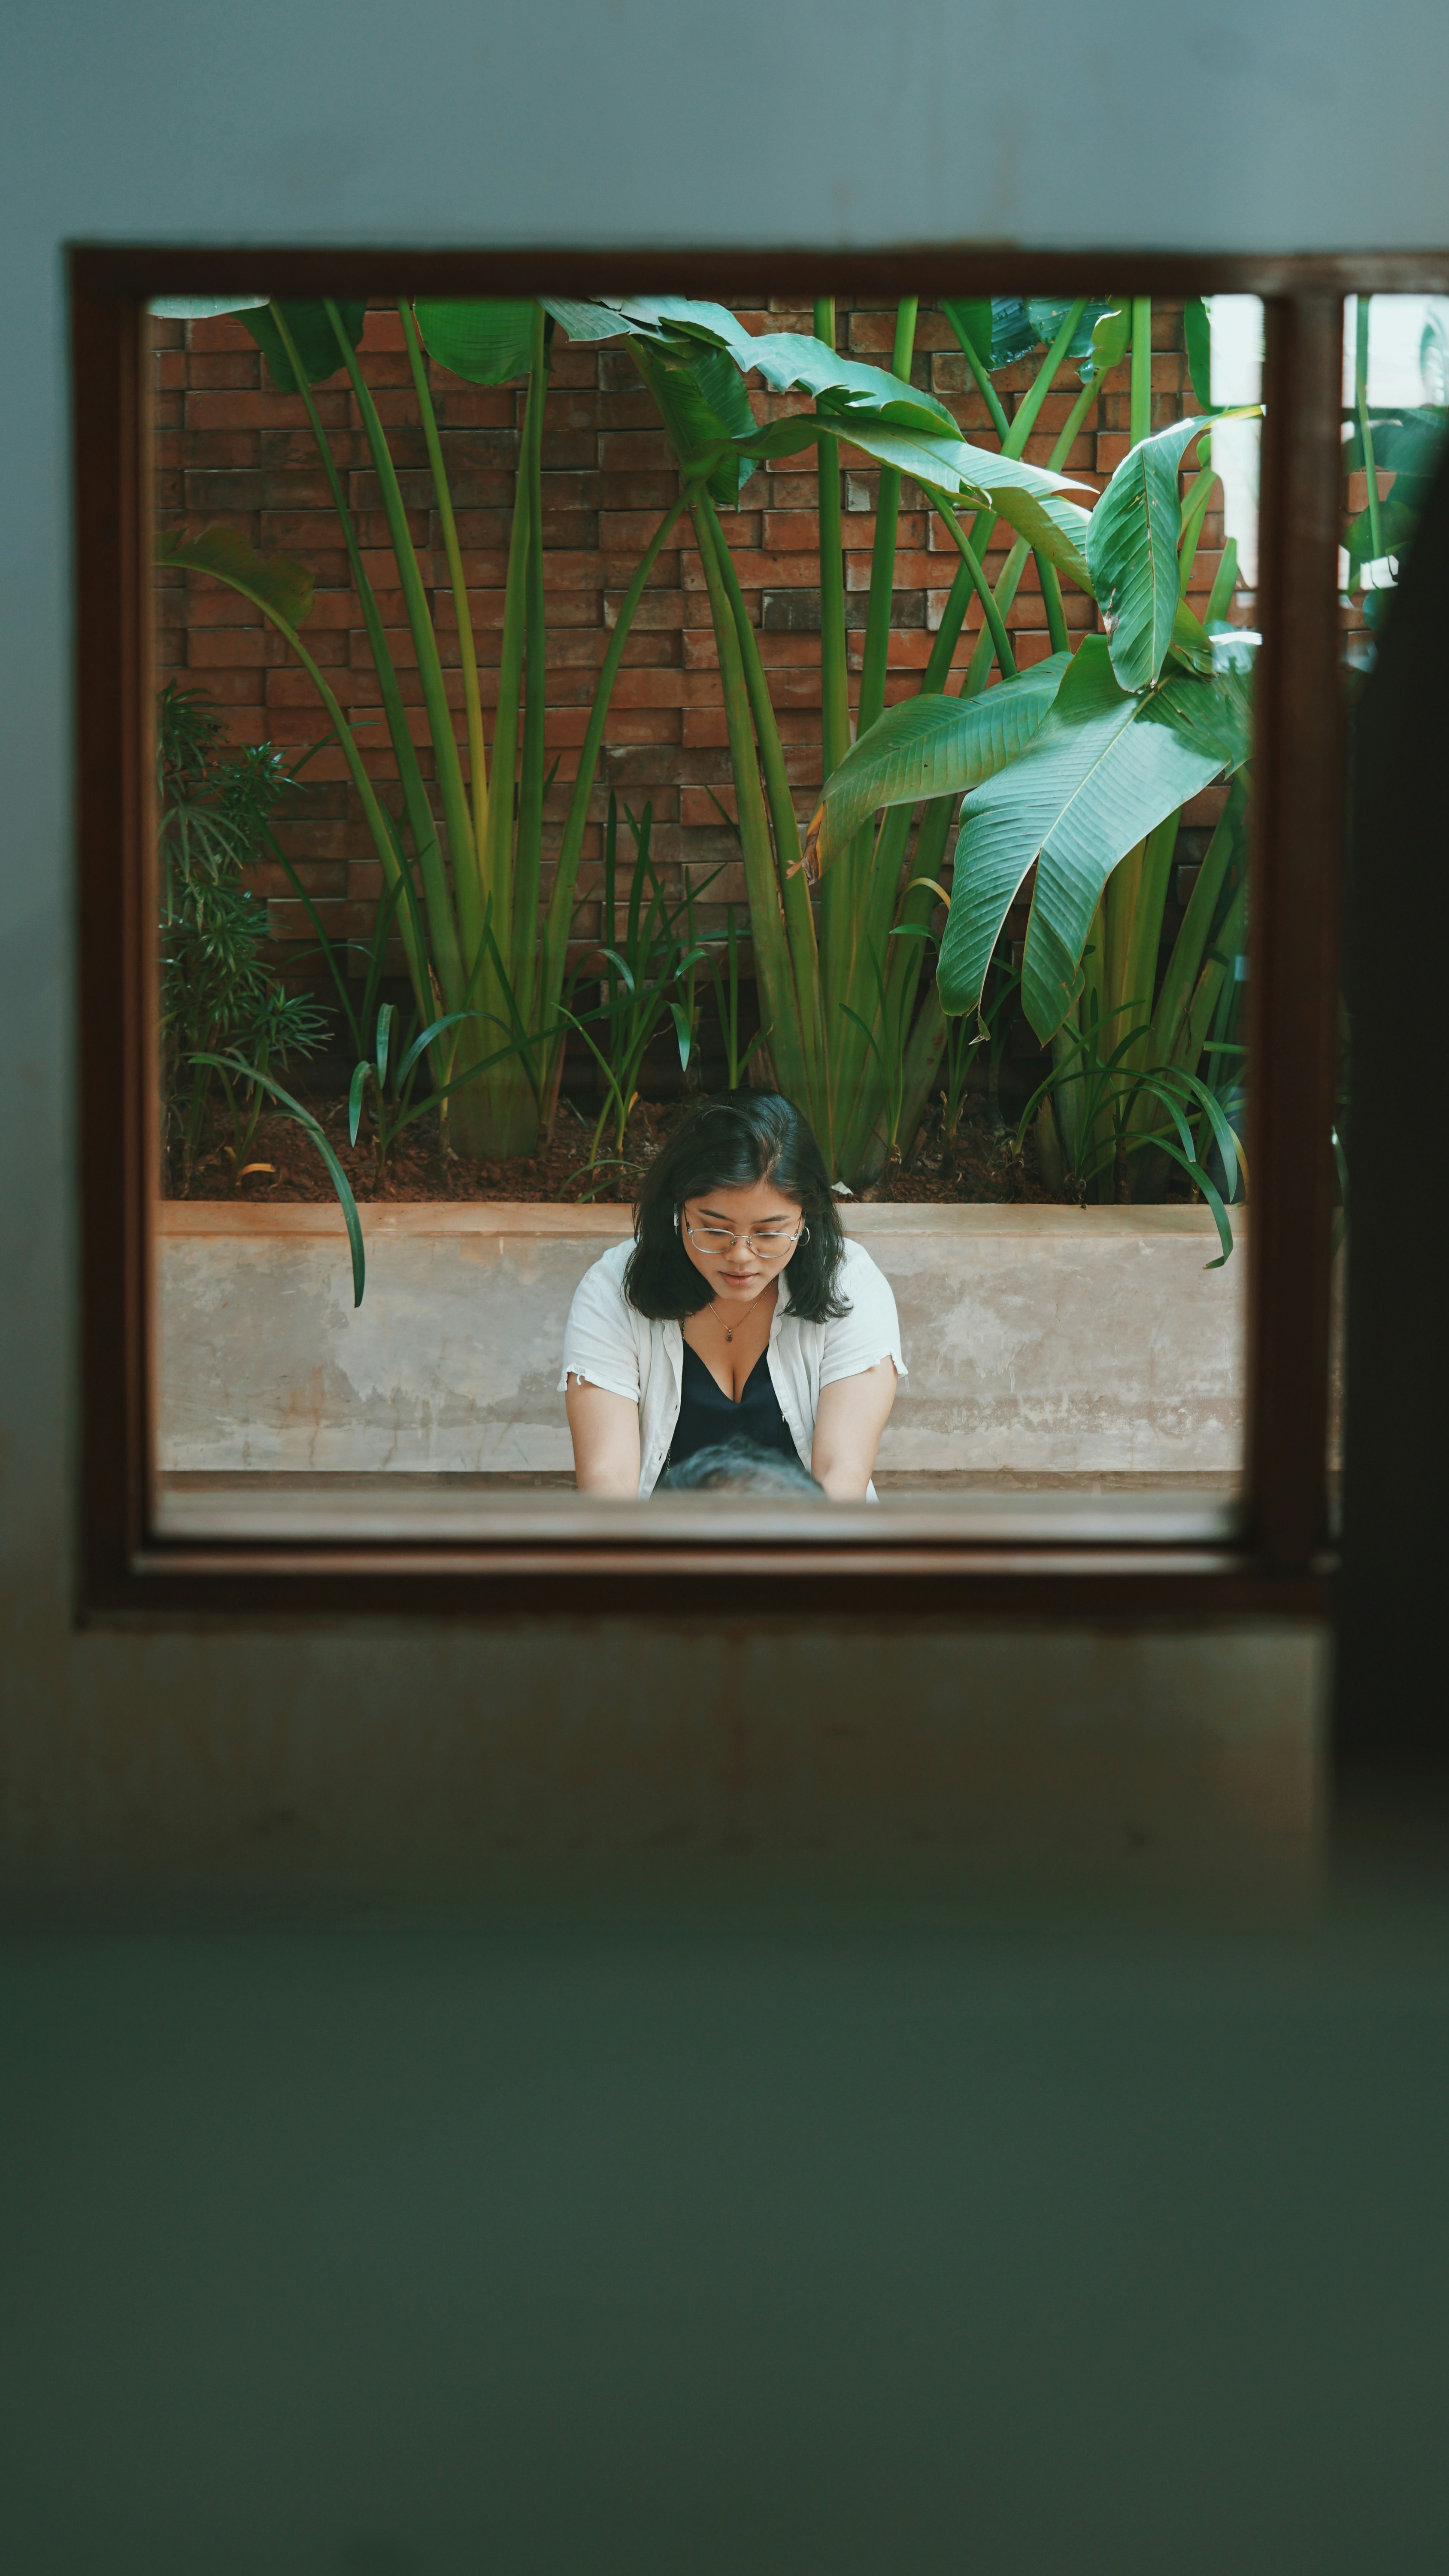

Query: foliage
<box><xmin>153</xmin><ymin>289</ymin><xmax>1256</xmax><ymax>1220</ymax></box>
<box><xmin>1342</xmin><ymin>295</ymin><xmax>1449</xmax><ymax>635</ymax></box>
<box><xmin>154</xmin><ymin>294</ymin><xmax>705</xmax><ymax>1161</ymax></box>
<box><xmin>801</xmin><ymin>298</ymin><xmax>1255</xmax><ymax>1240</ymax></box>
<box><xmin>560</xmin><ymin>794</ymin><xmax>707</xmax><ymax>1180</ymax></box>
<box><xmin>607</xmin><ymin>292</ymin><xmax>1113</xmax><ymax>1182</ymax></box>
<box><xmin>158</xmin><ymin>683</ymin><xmax>329</xmax><ymax>1179</ymax></box>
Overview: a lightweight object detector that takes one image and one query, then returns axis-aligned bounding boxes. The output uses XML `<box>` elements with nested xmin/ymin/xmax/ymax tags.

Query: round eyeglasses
<box><xmin>682</xmin><ymin>1216</ymin><xmax>808</xmax><ymax>1260</ymax></box>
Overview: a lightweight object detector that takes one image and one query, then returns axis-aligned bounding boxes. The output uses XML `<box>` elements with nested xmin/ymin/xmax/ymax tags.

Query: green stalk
<box><xmin>326</xmin><ymin>300</ymin><xmax>474</xmax><ymax>989</ymax></box>
<box><xmin>1038</xmin><ymin>559</ymin><xmax>1070</xmax><ymax>655</ymax></box>
<box><xmin>1355</xmin><ymin>297</ymin><xmax>1384</xmax><ymax>565</ymax></box>
<box><xmin>925</xmin><ymin>493</ymin><xmax>1017</xmax><ymax>675</ymax></box>
<box><xmin>959</xmin><ymin>357</ymin><xmax>1106</xmax><ymax>690</ymax></box>
<box><xmin>270</xmin><ymin>302</ymin><xmax>446</xmax><ymax>1014</ymax></box>
<box><xmin>1146</xmin><ymin>772</ymin><xmax>1248</xmax><ymax>1072</ymax></box>
<box><xmin>947</xmin><ymin>320</ymin><xmax>1012</xmax><ymax>442</ymax></box>
<box><xmin>825</xmin><ymin>299</ymin><xmax>920</xmax><ymax>1150</ymax></box>
<box><xmin>512</xmin><ymin>304</ymin><xmax>550</xmax><ymax>1019</ymax></box>
<box><xmin>702</xmin><ymin>500</ymin><xmax>828</xmax><ymax>1125</ymax></box>
<box><xmin>812</xmin><ymin>299</ymin><xmax>851</xmax><ymax>781</ymax></box>
<box><xmin>198</xmin><ymin>568</ymin><xmax>427</xmax><ymax>998</ymax></box>
<box><xmin>1177</xmin><ymin>465</ymin><xmax>1218</xmax><ymax>601</ymax></box>
<box><xmin>482</xmin><ymin>380</ymin><xmax>533</xmax><ymax>968</ymax></box>
<box><xmin>1182</xmin><ymin>873</ymin><xmax>1247</xmax><ymax>1071</ymax></box>
<box><xmin>815</xmin><ymin>297</ymin><xmax>855</xmax><ymax>1061</ymax></box>
<box><xmin>399</xmin><ymin>301</ymin><xmax>489</xmax><ymax>863</ymax></box>
<box><xmin>884</xmin><ymin>343</ymin><xmax>1117</xmax><ymax>1165</ymax></box>
<box><xmin>1130</xmin><ymin>298</ymin><xmax>1153</xmax><ymax>449</ymax></box>
<box><xmin>689</xmin><ymin>498</ymin><xmax>809</xmax><ymax>1107</ymax></box>
<box><xmin>537</xmin><ymin>484</ymin><xmax>697</xmax><ymax>1102</ymax></box>
<box><xmin>856</xmin><ymin>299</ymin><xmax>919</xmax><ymax>739</ymax></box>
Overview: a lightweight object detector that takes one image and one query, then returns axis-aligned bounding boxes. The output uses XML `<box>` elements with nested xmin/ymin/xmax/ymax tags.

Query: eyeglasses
<box><xmin>682</xmin><ymin>1217</ymin><xmax>808</xmax><ymax>1259</ymax></box>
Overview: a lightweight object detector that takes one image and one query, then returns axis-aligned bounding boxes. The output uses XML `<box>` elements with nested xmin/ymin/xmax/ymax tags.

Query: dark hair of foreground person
<box><xmin>655</xmin><ymin>1438</ymin><xmax>825</xmax><ymax>1495</ymax></box>
<box><xmin>624</xmin><ymin>1094</ymin><xmax>848</xmax><ymax>1324</ymax></box>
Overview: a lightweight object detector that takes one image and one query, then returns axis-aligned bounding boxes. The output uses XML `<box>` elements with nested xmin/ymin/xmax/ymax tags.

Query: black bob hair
<box><xmin>624</xmin><ymin>1093</ymin><xmax>848</xmax><ymax>1324</ymax></box>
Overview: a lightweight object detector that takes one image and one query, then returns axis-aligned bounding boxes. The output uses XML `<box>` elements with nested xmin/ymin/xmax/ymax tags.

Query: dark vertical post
<box><xmin>72</xmin><ymin>256</ymin><xmax>154</xmax><ymax>1605</ymax></box>
<box><xmin>1245</xmin><ymin>295</ymin><xmax>1346</xmax><ymax>1571</ymax></box>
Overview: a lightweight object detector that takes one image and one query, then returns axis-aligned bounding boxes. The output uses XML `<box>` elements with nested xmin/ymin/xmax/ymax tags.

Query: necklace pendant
<box><xmin>724</xmin><ymin>1327</ymin><xmax>734</xmax><ymax>1341</ymax></box>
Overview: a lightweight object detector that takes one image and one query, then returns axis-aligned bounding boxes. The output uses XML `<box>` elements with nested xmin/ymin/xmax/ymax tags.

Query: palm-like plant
<box><xmin>590</xmin><ymin>292</ymin><xmax>1108</xmax><ymax>1182</ymax></box>
<box><xmin>809</xmin><ymin>298</ymin><xmax>1258</xmax><ymax>1247</ymax></box>
<box><xmin>153</xmin><ymin>293</ymin><xmax>712</xmax><ymax>1160</ymax></box>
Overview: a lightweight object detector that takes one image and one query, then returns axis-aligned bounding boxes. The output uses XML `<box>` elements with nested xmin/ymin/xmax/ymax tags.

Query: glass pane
<box><xmin>148</xmin><ymin>286</ymin><xmax>1260</xmax><ymax>1541</ymax></box>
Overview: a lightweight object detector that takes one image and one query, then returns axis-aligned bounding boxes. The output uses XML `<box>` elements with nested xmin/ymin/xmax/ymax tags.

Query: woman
<box><xmin>561</xmin><ymin>1093</ymin><xmax>903</xmax><ymax>1499</ymax></box>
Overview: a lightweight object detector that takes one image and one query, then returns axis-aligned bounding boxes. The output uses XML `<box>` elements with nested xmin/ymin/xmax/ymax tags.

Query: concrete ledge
<box><xmin>157</xmin><ymin>1199</ymin><xmax>1246</xmax><ymax>1478</ymax></box>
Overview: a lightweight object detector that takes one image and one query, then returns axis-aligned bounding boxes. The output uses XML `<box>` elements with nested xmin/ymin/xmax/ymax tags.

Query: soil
<box><xmin>166</xmin><ymin>1089</ymin><xmax>1061</xmax><ymax>1208</ymax></box>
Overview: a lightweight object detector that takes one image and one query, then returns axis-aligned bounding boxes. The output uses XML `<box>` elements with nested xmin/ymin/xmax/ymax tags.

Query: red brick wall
<box><xmin>152</xmin><ymin>296</ymin><xmax>1224</xmax><ymax>995</ymax></box>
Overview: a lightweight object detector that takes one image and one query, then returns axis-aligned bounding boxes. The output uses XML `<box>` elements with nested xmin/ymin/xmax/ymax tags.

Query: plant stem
<box><xmin>399</xmin><ymin>301</ymin><xmax>490</xmax><ymax>862</ymax></box>
<box><xmin>856</xmin><ymin>300</ymin><xmax>919</xmax><ymax>740</ymax></box>
<box><xmin>689</xmin><ymin>498</ymin><xmax>809</xmax><ymax>1110</ymax></box>
<box><xmin>813</xmin><ymin>298</ymin><xmax>851</xmax><ymax>783</ymax></box>
<box><xmin>1355</xmin><ymin>296</ymin><xmax>1385</xmax><ymax>565</ymax></box>
<box><xmin>512</xmin><ymin>304</ymin><xmax>550</xmax><ymax>1021</ymax></box>
<box><xmin>268</xmin><ymin>303</ymin><xmax>440</xmax><ymax>1016</ymax></box>
<box><xmin>1130</xmin><ymin>297</ymin><xmax>1153</xmax><ymax>448</ymax></box>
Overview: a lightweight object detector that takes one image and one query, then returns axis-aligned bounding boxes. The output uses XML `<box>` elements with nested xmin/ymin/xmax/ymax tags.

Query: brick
<box><xmin>598</xmin><ymin>432</ymin><xmax>676</xmax><ymax>472</ymax></box>
<box><xmin>681</xmin><ymin>550</ymin><xmax>822</xmax><ymax>594</ymax></box>
<box><xmin>430</xmin><ymin>387</ymin><xmax>518</xmax><ymax>430</ymax></box>
<box><xmin>187</xmin><ymin>352</ymin><xmax>261</xmax><ymax>392</ymax></box>
<box><xmin>594</xmin><ymin>471</ymin><xmax>676</xmax><ymax>515</ymax></box>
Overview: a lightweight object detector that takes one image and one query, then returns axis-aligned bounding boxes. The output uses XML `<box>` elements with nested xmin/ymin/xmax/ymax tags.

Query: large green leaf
<box><xmin>148</xmin><ymin>296</ymin><xmax>268</xmax><ymax>319</ymax></box>
<box><xmin>743</xmin><ymin>335</ymin><xmax>957</xmax><ymax>437</ymax></box>
<box><xmin>1344</xmin><ymin>494</ymin><xmax>1419</xmax><ymax>587</ymax></box>
<box><xmin>413</xmin><ymin>298</ymin><xmax>540</xmax><ymax>383</ymax></box>
<box><xmin>805</xmin><ymin>654</ymin><xmax>1070</xmax><ymax>874</ymax></box>
<box><xmin>937</xmin><ymin>638</ymin><xmax>1249</xmax><ymax>1037</ymax></box>
<box><xmin>945</xmin><ymin>297</ymin><xmax>1117</xmax><ymax>376</ymax></box>
<box><xmin>983</xmin><ymin>483</ymin><xmax>1094</xmax><ymax>586</ymax></box>
<box><xmin>241</xmin><ymin>300</ymin><xmax>366</xmax><ymax>392</ymax></box>
<box><xmin>1184</xmin><ymin>299</ymin><xmax>1212</xmax><ymax>407</ymax></box>
<box><xmin>1085</xmin><ymin>413</ymin><xmax>1216</xmax><ymax>692</ymax></box>
<box><xmin>604</xmin><ymin>295</ymin><xmax>752</xmax><ymax>356</ymax></box>
<box><xmin>646</xmin><ymin>348</ymin><xmax>759</xmax><ymax>505</ymax></box>
<box><xmin>737</xmin><ymin>407</ymin><xmax>1084</xmax><ymax>508</ymax></box>
<box><xmin>156</xmin><ymin>525</ymin><xmax>314</xmax><ymax>628</ymax></box>
<box><xmin>1079</xmin><ymin>302</ymin><xmax>1131</xmax><ymax>384</ymax></box>
<box><xmin>634</xmin><ymin>311</ymin><xmax>961</xmax><ymax>438</ymax></box>
<box><xmin>537</xmin><ymin>297</ymin><xmax>641</xmax><ymax>343</ymax></box>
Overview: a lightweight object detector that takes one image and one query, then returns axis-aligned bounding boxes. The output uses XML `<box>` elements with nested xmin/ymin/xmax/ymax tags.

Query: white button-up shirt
<box><xmin>559</xmin><ymin>1236</ymin><xmax>906</xmax><ymax>1499</ymax></box>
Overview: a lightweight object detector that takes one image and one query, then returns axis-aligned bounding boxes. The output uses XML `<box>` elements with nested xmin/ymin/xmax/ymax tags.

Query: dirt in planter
<box><xmin>166</xmin><ymin>1089</ymin><xmax>1066</xmax><ymax>1208</ymax></box>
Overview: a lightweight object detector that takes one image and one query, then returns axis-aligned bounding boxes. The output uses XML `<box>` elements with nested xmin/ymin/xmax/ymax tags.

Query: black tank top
<box><xmin>666</xmin><ymin>1340</ymin><xmax>800</xmax><ymax>1475</ymax></box>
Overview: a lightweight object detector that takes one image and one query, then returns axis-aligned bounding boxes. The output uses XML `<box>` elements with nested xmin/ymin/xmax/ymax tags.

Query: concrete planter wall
<box><xmin>158</xmin><ymin>1201</ymin><xmax>1245</xmax><ymax>1479</ymax></box>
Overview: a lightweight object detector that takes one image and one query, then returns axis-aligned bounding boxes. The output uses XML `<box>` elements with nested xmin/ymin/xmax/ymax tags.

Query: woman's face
<box><xmin>679</xmin><ymin>1178</ymin><xmax>805</xmax><ymax>1299</ymax></box>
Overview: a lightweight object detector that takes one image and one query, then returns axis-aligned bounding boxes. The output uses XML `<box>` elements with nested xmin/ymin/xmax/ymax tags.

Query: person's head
<box><xmin>625</xmin><ymin>1093</ymin><xmax>847</xmax><ymax>1322</ymax></box>
<box><xmin>655</xmin><ymin>1439</ymin><xmax>824</xmax><ymax>1496</ymax></box>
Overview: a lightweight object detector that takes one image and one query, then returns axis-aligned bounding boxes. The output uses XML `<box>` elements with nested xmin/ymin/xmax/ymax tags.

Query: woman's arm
<box><xmin>565</xmin><ymin>1376</ymin><xmax>642</xmax><ymax>1496</ymax></box>
<box><xmin>810</xmin><ymin>1360</ymin><xmax>897</xmax><ymax>1499</ymax></box>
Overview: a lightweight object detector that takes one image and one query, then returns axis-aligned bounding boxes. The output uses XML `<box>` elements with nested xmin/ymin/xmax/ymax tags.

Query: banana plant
<box><xmin>809</xmin><ymin>299</ymin><xmax>1257</xmax><ymax>1227</ymax></box>
<box><xmin>152</xmin><ymin>291</ymin><xmax>712</xmax><ymax>1158</ymax></box>
<box><xmin>585</xmin><ymin>292</ymin><xmax>1116</xmax><ymax>1181</ymax></box>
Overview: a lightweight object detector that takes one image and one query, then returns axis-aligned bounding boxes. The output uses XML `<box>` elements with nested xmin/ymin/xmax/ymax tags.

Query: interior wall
<box><xmin>12</xmin><ymin>0</ymin><xmax>1440</xmax><ymax>1883</ymax></box>
<box><xmin>6</xmin><ymin>12</ymin><xmax>1449</xmax><ymax>2570</ymax></box>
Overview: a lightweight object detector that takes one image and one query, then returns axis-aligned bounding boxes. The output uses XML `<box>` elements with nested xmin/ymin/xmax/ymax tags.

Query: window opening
<box><xmin>142</xmin><ymin>281</ymin><xmax>1267</xmax><ymax>1547</ymax></box>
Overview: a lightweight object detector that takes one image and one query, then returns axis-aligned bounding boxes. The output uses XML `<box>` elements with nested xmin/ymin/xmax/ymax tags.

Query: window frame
<box><xmin>75</xmin><ymin>243</ymin><xmax>1412</xmax><ymax>1622</ymax></box>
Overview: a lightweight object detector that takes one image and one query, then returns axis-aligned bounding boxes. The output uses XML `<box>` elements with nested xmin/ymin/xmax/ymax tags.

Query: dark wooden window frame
<box><xmin>76</xmin><ymin>243</ymin><xmax>1440</xmax><ymax>1623</ymax></box>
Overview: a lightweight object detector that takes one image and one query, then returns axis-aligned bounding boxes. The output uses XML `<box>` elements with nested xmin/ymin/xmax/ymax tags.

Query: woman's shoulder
<box><xmin>835</xmin><ymin>1233</ymin><xmax>894</xmax><ymax>1298</ymax></box>
<box><xmin>781</xmin><ymin>1231</ymin><xmax>895</xmax><ymax>1337</ymax></box>
<box><xmin>571</xmin><ymin>1236</ymin><xmax>639</xmax><ymax>1310</ymax></box>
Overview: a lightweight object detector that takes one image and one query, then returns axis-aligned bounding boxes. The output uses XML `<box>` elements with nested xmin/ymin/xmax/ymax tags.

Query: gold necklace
<box><xmin>712</xmin><ymin>1284</ymin><xmax>770</xmax><ymax>1344</ymax></box>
